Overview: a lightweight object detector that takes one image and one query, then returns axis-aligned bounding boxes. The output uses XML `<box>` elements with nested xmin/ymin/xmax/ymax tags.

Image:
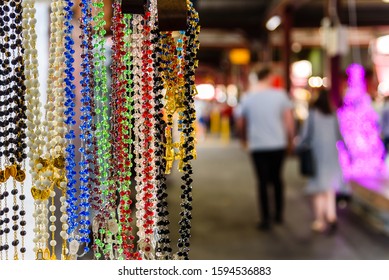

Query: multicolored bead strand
<box><xmin>18</xmin><ymin>0</ymin><xmax>202</xmax><ymax>260</ymax></box>
<box><xmin>152</xmin><ymin>0</ymin><xmax>200</xmax><ymax>260</ymax></box>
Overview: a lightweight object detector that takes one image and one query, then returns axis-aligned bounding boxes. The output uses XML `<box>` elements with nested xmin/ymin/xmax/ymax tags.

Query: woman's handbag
<box><xmin>298</xmin><ymin>145</ymin><xmax>315</xmax><ymax>176</ymax></box>
<box><xmin>296</xmin><ymin>112</ymin><xmax>315</xmax><ymax>177</ymax></box>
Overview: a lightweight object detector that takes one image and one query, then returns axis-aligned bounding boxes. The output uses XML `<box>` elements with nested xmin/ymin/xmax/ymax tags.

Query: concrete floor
<box><xmin>166</xmin><ymin>138</ymin><xmax>389</xmax><ymax>260</ymax></box>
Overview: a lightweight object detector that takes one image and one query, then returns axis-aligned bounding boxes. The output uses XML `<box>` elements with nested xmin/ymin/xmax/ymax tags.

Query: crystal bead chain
<box><xmin>176</xmin><ymin>1</ymin><xmax>200</xmax><ymax>260</ymax></box>
<box><xmin>68</xmin><ymin>0</ymin><xmax>95</xmax><ymax>258</ymax></box>
<box><xmin>91</xmin><ymin>0</ymin><xmax>109</xmax><ymax>260</ymax></box>
<box><xmin>117</xmin><ymin>11</ymin><xmax>138</xmax><ymax>260</ymax></box>
<box><xmin>110</xmin><ymin>0</ymin><xmax>129</xmax><ymax>260</ymax></box>
<box><xmin>132</xmin><ymin>13</ymin><xmax>146</xmax><ymax>255</ymax></box>
<box><xmin>62</xmin><ymin>0</ymin><xmax>77</xmax><ymax>259</ymax></box>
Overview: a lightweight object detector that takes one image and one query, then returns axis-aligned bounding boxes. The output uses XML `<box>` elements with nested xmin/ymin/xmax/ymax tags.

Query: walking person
<box><xmin>380</xmin><ymin>96</ymin><xmax>389</xmax><ymax>153</ymax></box>
<box><xmin>298</xmin><ymin>89</ymin><xmax>343</xmax><ymax>234</ymax></box>
<box><xmin>237</xmin><ymin>67</ymin><xmax>294</xmax><ymax>230</ymax></box>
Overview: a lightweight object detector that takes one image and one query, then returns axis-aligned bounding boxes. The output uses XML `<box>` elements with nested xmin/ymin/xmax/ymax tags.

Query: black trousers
<box><xmin>251</xmin><ymin>149</ymin><xmax>286</xmax><ymax>224</ymax></box>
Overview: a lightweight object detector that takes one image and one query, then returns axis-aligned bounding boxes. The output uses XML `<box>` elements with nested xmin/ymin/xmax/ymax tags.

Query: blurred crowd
<box><xmin>195</xmin><ymin>64</ymin><xmax>389</xmax><ymax>234</ymax></box>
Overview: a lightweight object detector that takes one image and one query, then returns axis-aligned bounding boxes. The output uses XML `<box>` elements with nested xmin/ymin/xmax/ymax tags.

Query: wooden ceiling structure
<box><xmin>197</xmin><ymin>0</ymin><xmax>389</xmax><ymax>67</ymax></box>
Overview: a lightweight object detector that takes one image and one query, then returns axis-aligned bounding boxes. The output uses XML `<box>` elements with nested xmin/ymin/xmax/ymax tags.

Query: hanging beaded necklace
<box><xmin>91</xmin><ymin>0</ymin><xmax>125</xmax><ymax>260</ymax></box>
<box><xmin>62</xmin><ymin>0</ymin><xmax>77</xmax><ymax>260</ymax></box>
<box><xmin>68</xmin><ymin>0</ymin><xmax>96</xmax><ymax>258</ymax></box>
<box><xmin>154</xmin><ymin>0</ymin><xmax>200</xmax><ymax>260</ymax></box>
<box><xmin>91</xmin><ymin>0</ymin><xmax>136</xmax><ymax>261</ymax></box>
<box><xmin>153</xmin><ymin>32</ymin><xmax>172</xmax><ymax>259</ymax></box>
<box><xmin>137</xmin><ymin>0</ymin><xmax>158</xmax><ymax>259</ymax></box>
<box><xmin>132</xmin><ymin>12</ymin><xmax>146</xmax><ymax>254</ymax></box>
<box><xmin>112</xmin><ymin>4</ymin><xmax>138</xmax><ymax>260</ymax></box>
<box><xmin>23</xmin><ymin>0</ymin><xmax>45</xmax><ymax>259</ymax></box>
<box><xmin>23</xmin><ymin>0</ymin><xmax>71</xmax><ymax>260</ymax></box>
<box><xmin>91</xmin><ymin>0</ymin><xmax>109</xmax><ymax>260</ymax></box>
<box><xmin>0</xmin><ymin>1</ymin><xmax>14</xmax><ymax>260</ymax></box>
<box><xmin>96</xmin><ymin>0</ymin><xmax>132</xmax><ymax>260</ymax></box>
<box><xmin>154</xmin><ymin>30</ymin><xmax>181</xmax><ymax>260</ymax></box>
<box><xmin>176</xmin><ymin>2</ymin><xmax>200</xmax><ymax>259</ymax></box>
<box><xmin>42</xmin><ymin>0</ymin><xmax>68</xmax><ymax>260</ymax></box>
<box><xmin>0</xmin><ymin>0</ymin><xmax>28</xmax><ymax>260</ymax></box>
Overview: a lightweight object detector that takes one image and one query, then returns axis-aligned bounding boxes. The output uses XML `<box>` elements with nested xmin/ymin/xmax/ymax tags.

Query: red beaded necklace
<box><xmin>111</xmin><ymin>0</ymin><xmax>137</xmax><ymax>260</ymax></box>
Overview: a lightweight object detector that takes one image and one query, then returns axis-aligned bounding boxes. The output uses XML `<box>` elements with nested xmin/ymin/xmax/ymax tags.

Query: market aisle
<box><xmin>166</xmin><ymin>138</ymin><xmax>389</xmax><ymax>259</ymax></box>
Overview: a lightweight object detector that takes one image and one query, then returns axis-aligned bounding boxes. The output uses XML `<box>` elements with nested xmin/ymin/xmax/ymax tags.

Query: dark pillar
<box><xmin>327</xmin><ymin>0</ymin><xmax>343</xmax><ymax>108</ymax></box>
<box><xmin>282</xmin><ymin>5</ymin><xmax>293</xmax><ymax>93</ymax></box>
<box><xmin>260</xmin><ymin>32</ymin><xmax>272</xmax><ymax>64</ymax></box>
<box><xmin>330</xmin><ymin>55</ymin><xmax>342</xmax><ymax>108</ymax></box>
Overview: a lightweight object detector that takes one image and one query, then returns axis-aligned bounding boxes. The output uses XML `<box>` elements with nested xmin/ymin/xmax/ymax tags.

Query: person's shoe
<box><xmin>274</xmin><ymin>216</ymin><xmax>283</xmax><ymax>224</ymax></box>
<box><xmin>327</xmin><ymin>221</ymin><xmax>338</xmax><ymax>235</ymax></box>
<box><xmin>257</xmin><ymin>222</ymin><xmax>271</xmax><ymax>231</ymax></box>
<box><xmin>311</xmin><ymin>220</ymin><xmax>326</xmax><ymax>233</ymax></box>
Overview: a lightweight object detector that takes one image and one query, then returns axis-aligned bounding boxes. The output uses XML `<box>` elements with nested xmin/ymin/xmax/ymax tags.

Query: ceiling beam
<box><xmin>266</xmin><ymin>0</ymin><xmax>313</xmax><ymax>19</ymax></box>
<box><xmin>293</xmin><ymin>5</ymin><xmax>389</xmax><ymax>27</ymax></box>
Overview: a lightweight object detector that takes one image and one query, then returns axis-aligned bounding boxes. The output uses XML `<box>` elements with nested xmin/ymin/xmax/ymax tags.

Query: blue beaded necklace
<box><xmin>63</xmin><ymin>0</ymin><xmax>78</xmax><ymax>256</ymax></box>
<box><xmin>67</xmin><ymin>0</ymin><xmax>94</xmax><ymax>258</ymax></box>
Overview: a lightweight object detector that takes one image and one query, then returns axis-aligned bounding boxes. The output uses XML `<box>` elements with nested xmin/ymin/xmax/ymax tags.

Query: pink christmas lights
<box><xmin>337</xmin><ymin>63</ymin><xmax>387</xmax><ymax>179</ymax></box>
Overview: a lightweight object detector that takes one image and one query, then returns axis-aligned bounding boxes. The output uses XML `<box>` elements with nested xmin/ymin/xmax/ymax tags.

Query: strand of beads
<box><xmin>22</xmin><ymin>0</ymin><xmax>47</xmax><ymax>259</ymax></box>
<box><xmin>0</xmin><ymin>0</ymin><xmax>28</xmax><ymax>260</ymax></box>
<box><xmin>109</xmin><ymin>0</ymin><xmax>128</xmax><ymax>260</ymax></box>
<box><xmin>0</xmin><ymin>184</ymin><xmax>3</xmax><ymax>259</ymax></box>
<box><xmin>115</xmin><ymin>10</ymin><xmax>137</xmax><ymax>260</ymax></box>
<box><xmin>135</xmin><ymin>0</ymin><xmax>158</xmax><ymax>259</ymax></box>
<box><xmin>85</xmin><ymin>20</ymin><xmax>100</xmax><ymax>258</ymax></box>
<box><xmin>62</xmin><ymin>0</ymin><xmax>76</xmax><ymax>259</ymax></box>
<box><xmin>176</xmin><ymin>0</ymin><xmax>200</xmax><ymax>260</ymax></box>
<box><xmin>69</xmin><ymin>0</ymin><xmax>95</xmax><ymax>258</ymax></box>
<box><xmin>0</xmin><ymin>1</ymin><xmax>11</xmax><ymax>260</ymax></box>
<box><xmin>132</xmin><ymin>13</ymin><xmax>146</xmax><ymax>258</ymax></box>
<box><xmin>84</xmin><ymin>7</ymin><xmax>100</xmax><ymax>259</ymax></box>
<box><xmin>0</xmin><ymin>188</ymin><xmax>9</xmax><ymax>260</ymax></box>
<box><xmin>152</xmin><ymin>0</ymin><xmax>200</xmax><ymax>260</ymax></box>
<box><xmin>91</xmin><ymin>0</ymin><xmax>126</xmax><ymax>260</ymax></box>
<box><xmin>10</xmin><ymin>0</ymin><xmax>28</xmax><ymax>261</ymax></box>
<box><xmin>154</xmin><ymin>32</ymin><xmax>172</xmax><ymax>259</ymax></box>
<box><xmin>0</xmin><ymin>4</ymin><xmax>8</xmax><ymax>256</ymax></box>
<box><xmin>0</xmin><ymin>0</ymin><xmax>15</xmax><ymax>260</ymax></box>
<box><xmin>42</xmin><ymin>0</ymin><xmax>68</xmax><ymax>260</ymax></box>
<box><xmin>154</xmin><ymin>31</ymin><xmax>181</xmax><ymax>260</ymax></box>
<box><xmin>91</xmin><ymin>0</ymin><xmax>108</xmax><ymax>260</ymax></box>
<box><xmin>0</xmin><ymin>21</ymin><xmax>7</xmax><ymax>254</ymax></box>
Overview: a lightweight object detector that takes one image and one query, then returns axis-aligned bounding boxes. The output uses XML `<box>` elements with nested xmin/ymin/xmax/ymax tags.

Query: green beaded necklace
<box><xmin>91</xmin><ymin>0</ymin><xmax>111</xmax><ymax>260</ymax></box>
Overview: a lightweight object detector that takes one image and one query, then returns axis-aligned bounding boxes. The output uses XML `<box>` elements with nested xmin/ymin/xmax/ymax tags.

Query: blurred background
<box><xmin>29</xmin><ymin>0</ymin><xmax>389</xmax><ymax>260</ymax></box>
<box><xmin>183</xmin><ymin>0</ymin><xmax>389</xmax><ymax>259</ymax></box>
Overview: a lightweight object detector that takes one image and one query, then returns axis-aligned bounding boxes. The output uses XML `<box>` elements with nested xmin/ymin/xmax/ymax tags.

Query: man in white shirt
<box><xmin>237</xmin><ymin>67</ymin><xmax>294</xmax><ymax>230</ymax></box>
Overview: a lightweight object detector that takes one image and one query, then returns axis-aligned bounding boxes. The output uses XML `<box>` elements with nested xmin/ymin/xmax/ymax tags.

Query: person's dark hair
<box><xmin>256</xmin><ymin>67</ymin><xmax>272</xmax><ymax>81</ymax></box>
<box><xmin>313</xmin><ymin>89</ymin><xmax>332</xmax><ymax>115</ymax></box>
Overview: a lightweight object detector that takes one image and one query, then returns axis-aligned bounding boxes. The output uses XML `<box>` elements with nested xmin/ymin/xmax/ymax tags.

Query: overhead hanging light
<box><xmin>376</xmin><ymin>35</ymin><xmax>389</xmax><ymax>55</ymax></box>
<box><xmin>266</xmin><ymin>15</ymin><xmax>281</xmax><ymax>31</ymax></box>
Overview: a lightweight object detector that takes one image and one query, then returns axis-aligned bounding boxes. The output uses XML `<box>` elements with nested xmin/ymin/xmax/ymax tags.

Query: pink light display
<box><xmin>337</xmin><ymin>64</ymin><xmax>387</xmax><ymax>179</ymax></box>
